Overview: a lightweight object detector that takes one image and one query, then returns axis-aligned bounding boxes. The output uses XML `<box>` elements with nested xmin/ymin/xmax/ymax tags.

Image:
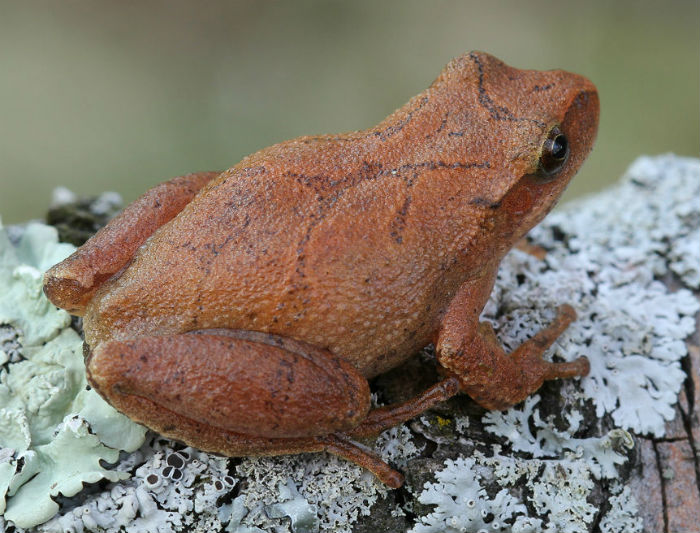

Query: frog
<box><xmin>43</xmin><ymin>51</ymin><xmax>599</xmax><ymax>488</ymax></box>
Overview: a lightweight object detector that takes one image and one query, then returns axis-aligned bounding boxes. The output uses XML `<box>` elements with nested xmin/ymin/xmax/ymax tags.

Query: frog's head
<box><xmin>434</xmin><ymin>51</ymin><xmax>599</xmax><ymax>252</ymax></box>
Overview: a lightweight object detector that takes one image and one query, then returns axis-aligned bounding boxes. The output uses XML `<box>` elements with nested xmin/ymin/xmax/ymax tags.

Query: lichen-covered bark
<box><xmin>2</xmin><ymin>155</ymin><xmax>698</xmax><ymax>533</ymax></box>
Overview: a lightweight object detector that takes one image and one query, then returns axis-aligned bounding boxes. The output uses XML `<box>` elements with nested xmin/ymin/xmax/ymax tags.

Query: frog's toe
<box><xmin>543</xmin><ymin>355</ymin><xmax>590</xmax><ymax>380</ymax></box>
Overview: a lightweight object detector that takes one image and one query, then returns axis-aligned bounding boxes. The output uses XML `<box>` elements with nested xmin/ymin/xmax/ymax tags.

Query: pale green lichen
<box><xmin>530</xmin><ymin>461</ymin><xmax>596</xmax><ymax>532</ymax></box>
<box><xmin>0</xmin><ymin>220</ymin><xmax>147</xmax><ymax>529</ymax></box>
<box><xmin>0</xmin><ymin>328</ymin><xmax>84</xmax><ymax>450</ymax></box>
<box><xmin>4</xmin><ymin>415</ymin><xmax>131</xmax><ymax>527</ymax></box>
<box><xmin>0</xmin><ymin>221</ymin><xmax>74</xmax><ymax>348</ymax></box>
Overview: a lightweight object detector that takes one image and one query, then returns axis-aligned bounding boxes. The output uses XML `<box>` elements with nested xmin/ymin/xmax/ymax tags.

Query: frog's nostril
<box><xmin>574</xmin><ymin>90</ymin><xmax>591</xmax><ymax>109</ymax></box>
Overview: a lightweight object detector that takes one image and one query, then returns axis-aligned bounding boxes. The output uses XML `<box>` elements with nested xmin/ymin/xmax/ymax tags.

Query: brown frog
<box><xmin>44</xmin><ymin>52</ymin><xmax>599</xmax><ymax>488</ymax></box>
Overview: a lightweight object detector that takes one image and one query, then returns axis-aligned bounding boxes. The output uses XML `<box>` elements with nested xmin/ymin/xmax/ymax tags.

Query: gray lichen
<box><xmin>0</xmin><ymin>155</ymin><xmax>697</xmax><ymax>532</ymax></box>
<box><xmin>408</xmin><ymin>395</ymin><xmax>637</xmax><ymax>532</ymax></box>
<box><xmin>483</xmin><ymin>395</ymin><xmax>634</xmax><ymax>480</ymax></box>
<box><xmin>489</xmin><ymin>154</ymin><xmax>699</xmax><ymax>437</ymax></box>
<box><xmin>410</xmin><ymin>456</ymin><xmax>534</xmax><ymax>533</ymax></box>
<box><xmin>409</xmin><ymin>154</ymin><xmax>698</xmax><ymax>532</ymax></box>
<box><xmin>46</xmin><ymin>187</ymin><xmax>123</xmax><ymax>247</ymax></box>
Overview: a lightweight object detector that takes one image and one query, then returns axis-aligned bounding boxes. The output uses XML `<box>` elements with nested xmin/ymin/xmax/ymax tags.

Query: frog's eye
<box><xmin>538</xmin><ymin>127</ymin><xmax>569</xmax><ymax>178</ymax></box>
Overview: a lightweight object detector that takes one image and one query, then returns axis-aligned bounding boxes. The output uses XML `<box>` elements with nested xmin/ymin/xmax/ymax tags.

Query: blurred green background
<box><xmin>1</xmin><ymin>0</ymin><xmax>698</xmax><ymax>223</ymax></box>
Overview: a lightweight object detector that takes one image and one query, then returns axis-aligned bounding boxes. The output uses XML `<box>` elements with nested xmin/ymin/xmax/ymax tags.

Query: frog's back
<box><xmin>83</xmin><ymin>129</ymin><xmax>478</xmax><ymax>376</ymax></box>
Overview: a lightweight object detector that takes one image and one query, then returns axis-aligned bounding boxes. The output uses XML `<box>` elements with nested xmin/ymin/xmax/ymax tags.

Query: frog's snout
<box><xmin>561</xmin><ymin>77</ymin><xmax>600</xmax><ymax>165</ymax></box>
<box><xmin>572</xmin><ymin>79</ymin><xmax>599</xmax><ymax>121</ymax></box>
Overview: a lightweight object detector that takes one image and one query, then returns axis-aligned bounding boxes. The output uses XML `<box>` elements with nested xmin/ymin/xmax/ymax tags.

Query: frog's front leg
<box><xmin>44</xmin><ymin>171</ymin><xmax>219</xmax><ymax>315</ymax></box>
<box><xmin>85</xmin><ymin>329</ymin><xmax>404</xmax><ymax>487</ymax></box>
<box><xmin>436</xmin><ymin>276</ymin><xmax>590</xmax><ymax>410</ymax></box>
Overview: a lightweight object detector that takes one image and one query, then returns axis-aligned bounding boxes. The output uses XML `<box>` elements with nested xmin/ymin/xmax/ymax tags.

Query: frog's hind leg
<box><xmin>43</xmin><ymin>171</ymin><xmax>219</xmax><ymax>315</ymax></box>
<box><xmin>348</xmin><ymin>377</ymin><xmax>462</xmax><ymax>438</ymax></box>
<box><xmin>85</xmin><ymin>329</ymin><xmax>403</xmax><ymax>487</ymax></box>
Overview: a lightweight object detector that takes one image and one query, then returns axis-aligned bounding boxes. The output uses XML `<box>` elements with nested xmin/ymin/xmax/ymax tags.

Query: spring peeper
<box><xmin>44</xmin><ymin>52</ymin><xmax>598</xmax><ymax>488</ymax></box>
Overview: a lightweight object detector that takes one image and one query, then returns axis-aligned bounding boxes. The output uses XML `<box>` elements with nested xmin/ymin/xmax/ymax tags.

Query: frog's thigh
<box><xmin>86</xmin><ymin>331</ymin><xmax>405</xmax><ymax>487</ymax></box>
<box><xmin>86</xmin><ymin>330</ymin><xmax>371</xmax><ymax>441</ymax></box>
<box><xmin>44</xmin><ymin>171</ymin><xmax>219</xmax><ymax>315</ymax></box>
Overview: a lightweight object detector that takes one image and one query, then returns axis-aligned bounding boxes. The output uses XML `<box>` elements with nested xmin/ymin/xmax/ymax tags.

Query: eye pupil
<box><xmin>551</xmin><ymin>135</ymin><xmax>568</xmax><ymax>160</ymax></box>
<box><xmin>539</xmin><ymin>127</ymin><xmax>569</xmax><ymax>177</ymax></box>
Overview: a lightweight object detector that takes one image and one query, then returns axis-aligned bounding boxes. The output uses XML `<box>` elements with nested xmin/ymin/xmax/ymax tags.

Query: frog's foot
<box><xmin>321</xmin><ymin>433</ymin><xmax>404</xmax><ymax>488</ymax></box>
<box><xmin>439</xmin><ymin>304</ymin><xmax>589</xmax><ymax>411</ymax></box>
<box><xmin>43</xmin><ymin>171</ymin><xmax>219</xmax><ymax>315</ymax></box>
<box><xmin>85</xmin><ymin>329</ymin><xmax>403</xmax><ymax>487</ymax></box>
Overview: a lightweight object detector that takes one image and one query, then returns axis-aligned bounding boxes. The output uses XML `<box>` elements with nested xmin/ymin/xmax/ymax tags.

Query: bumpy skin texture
<box><xmin>44</xmin><ymin>52</ymin><xmax>599</xmax><ymax>487</ymax></box>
